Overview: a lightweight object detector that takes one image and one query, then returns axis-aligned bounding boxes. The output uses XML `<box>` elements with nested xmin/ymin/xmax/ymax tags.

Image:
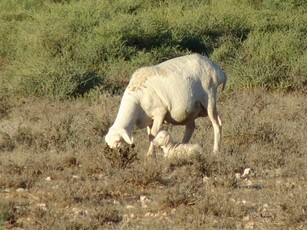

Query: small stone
<box><xmin>244</xmin><ymin>221</ymin><xmax>255</xmax><ymax>229</ymax></box>
<box><xmin>203</xmin><ymin>176</ymin><xmax>210</xmax><ymax>182</ymax></box>
<box><xmin>242</xmin><ymin>168</ymin><xmax>251</xmax><ymax>177</ymax></box>
<box><xmin>235</xmin><ymin>173</ymin><xmax>241</xmax><ymax>179</ymax></box>
<box><xmin>37</xmin><ymin>203</ymin><xmax>47</xmax><ymax>210</ymax></box>
<box><xmin>245</xmin><ymin>179</ymin><xmax>253</xmax><ymax>186</ymax></box>
<box><xmin>45</xmin><ymin>177</ymin><xmax>52</xmax><ymax>181</ymax></box>
<box><xmin>72</xmin><ymin>208</ymin><xmax>88</xmax><ymax>217</ymax></box>
<box><xmin>286</xmin><ymin>181</ymin><xmax>295</xmax><ymax>189</ymax></box>
<box><xmin>263</xmin><ymin>203</ymin><xmax>269</xmax><ymax>208</ymax></box>
<box><xmin>79</xmin><ymin>210</ymin><xmax>88</xmax><ymax>216</ymax></box>
<box><xmin>113</xmin><ymin>200</ymin><xmax>120</xmax><ymax>205</ymax></box>
<box><xmin>16</xmin><ymin>188</ymin><xmax>25</xmax><ymax>192</ymax></box>
<box><xmin>140</xmin><ymin>196</ymin><xmax>150</xmax><ymax>203</ymax></box>
<box><xmin>252</xmin><ymin>184</ymin><xmax>263</xmax><ymax>190</ymax></box>
<box><xmin>140</xmin><ymin>196</ymin><xmax>150</xmax><ymax>208</ymax></box>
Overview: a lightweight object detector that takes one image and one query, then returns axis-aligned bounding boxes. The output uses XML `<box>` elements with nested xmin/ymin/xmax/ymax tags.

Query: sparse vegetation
<box><xmin>0</xmin><ymin>0</ymin><xmax>306</xmax><ymax>229</ymax></box>
<box><xmin>0</xmin><ymin>91</ymin><xmax>306</xmax><ymax>229</ymax></box>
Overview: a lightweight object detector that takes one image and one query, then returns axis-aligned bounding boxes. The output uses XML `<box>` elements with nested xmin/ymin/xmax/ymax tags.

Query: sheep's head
<box><xmin>105</xmin><ymin>128</ymin><xmax>133</xmax><ymax>148</ymax></box>
<box><xmin>152</xmin><ymin>130</ymin><xmax>171</xmax><ymax>147</ymax></box>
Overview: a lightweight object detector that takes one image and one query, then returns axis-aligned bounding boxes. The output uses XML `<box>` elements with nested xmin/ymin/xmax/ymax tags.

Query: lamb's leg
<box><xmin>207</xmin><ymin>94</ymin><xmax>221</xmax><ymax>154</ymax></box>
<box><xmin>147</xmin><ymin>114</ymin><xmax>165</xmax><ymax>156</ymax></box>
<box><xmin>182</xmin><ymin>121</ymin><xmax>195</xmax><ymax>143</ymax></box>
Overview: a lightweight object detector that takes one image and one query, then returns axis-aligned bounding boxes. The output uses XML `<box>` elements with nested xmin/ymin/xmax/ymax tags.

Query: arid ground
<box><xmin>1</xmin><ymin>0</ymin><xmax>306</xmax><ymax>229</ymax></box>
<box><xmin>1</xmin><ymin>90</ymin><xmax>306</xmax><ymax>229</ymax></box>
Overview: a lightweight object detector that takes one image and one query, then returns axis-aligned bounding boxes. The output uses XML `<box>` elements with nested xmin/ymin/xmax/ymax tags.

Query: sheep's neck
<box><xmin>112</xmin><ymin>91</ymin><xmax>139</xmax><ymax>133</ymax></box>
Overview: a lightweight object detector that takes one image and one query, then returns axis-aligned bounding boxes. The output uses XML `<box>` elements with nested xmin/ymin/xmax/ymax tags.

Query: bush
<box><xmin>0</xmin><ymin>0</ymin><xmax>306</xmax><ymax>99</ymax></box>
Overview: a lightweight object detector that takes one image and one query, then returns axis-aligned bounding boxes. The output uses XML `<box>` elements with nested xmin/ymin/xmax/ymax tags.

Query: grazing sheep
<box><xmin>105</xmin><ymin>53</ymin><xmax>226</xmax><ymax>155</ymax></box>
<box><xmin>152</xmin><ymin>130</ymin><xmax>202</xmax><ymax>158</ymax></box>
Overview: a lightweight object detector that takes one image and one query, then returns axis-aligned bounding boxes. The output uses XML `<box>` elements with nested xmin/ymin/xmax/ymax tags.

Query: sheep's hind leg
<box><xmin>207</xmin><ymin>96</ymin><xmax>221</xmax><ymax>154</ymax></box>
<box><xmin>182</xmin><ymin>121</ymin><xmax>195</xmax><ymax>143</ymax></box>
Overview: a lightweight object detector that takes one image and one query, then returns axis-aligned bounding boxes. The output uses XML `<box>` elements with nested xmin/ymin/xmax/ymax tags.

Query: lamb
<box><xmin>152</xmin><ymin>130</ymin><xmax>202</xmax><ymax>158</ymax></box>
<box><xmin>105</xmin><ymin>53</ymin><xmax>227</xmax><ymax>155</ymax></box>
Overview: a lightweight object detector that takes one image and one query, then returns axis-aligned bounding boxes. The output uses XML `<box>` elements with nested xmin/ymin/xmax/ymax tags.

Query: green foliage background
<box><xmin>0</xmin><ymin>0</ymin><xmax>306</xmax><ymax>99</ymax></box>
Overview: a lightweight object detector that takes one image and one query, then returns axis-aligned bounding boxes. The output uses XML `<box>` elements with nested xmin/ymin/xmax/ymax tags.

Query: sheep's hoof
<box><xmin>212</xmin><ymin>149</ymin><xmax>221</xmax><ymax>155</ymax></box>
<box><xmin>146</xmin><ymin>150</ymin><xmax>157</xmax><ymax>157</ymax></box>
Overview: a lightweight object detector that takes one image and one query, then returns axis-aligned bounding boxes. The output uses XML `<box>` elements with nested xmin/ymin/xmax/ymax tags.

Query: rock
<box><xmin>235</xmin><ymin>173</ymin><xmax>241</xmax><ymax>179</ymax></box>
<box><xmin>252</xmin><ymin>184</ymin><xmax>263</xmax><ymax>190</ymax></box>
<box><xmin>245</xmin><ymin>179</ymin><xmax>253</xmax><ymax>186</ymax></box>
<box><xmin>242</xmin><ymin>168</ymin><xmax>251</xmax><ymax>177</ymax></box>
<box><xmin>113</xmin><ymin>200</ymin><xmax>120</xmax><ymax>205</ymax></box>
<box><xmin>72</xmin><ymin>208</ymin><xmax>88</xmax><ymax>217</ymax></box>
<box><xmin>140</xmin><ymin>195</ymin><xmax>150</xmax><ymax>203</ymax></box>
<box><xmin>203</xmin><ymin>176</ymin><xmax>210</xmax><ymax>182</ymax></box>
<box><xmin>263</xmin><ymin>203</ymin><xmax>269</xmax><ymax>209</ymax></box>
<box><xmin>140</xmin><ymin>195</ymin><xmax>150</xmax><ymax>208</ymax></box>
<box><xmin>244</xmin><ymin>221</ymin><xmax>255</xmax><ymax>229</ymax></box>
<box><xmin>37</xmin><ymin>203</ymin><xmax>47</xmax><ymax>211</ymax></box>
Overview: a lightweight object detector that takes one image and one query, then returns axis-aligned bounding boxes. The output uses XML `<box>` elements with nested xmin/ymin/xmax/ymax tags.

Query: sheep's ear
<box><xmin>164</xmin><ymin>134</ymin><xmax>171</xmax><ymax>145</ymax></box>
<box><xmin>121</xmin><ymin>130</ymin><xmax>134</xmax><ymax>144</ymax></box>
<box><xmin>152</xmin><ymin>136</ymin><xmax>158</xmax><ymax>145</ymax></box>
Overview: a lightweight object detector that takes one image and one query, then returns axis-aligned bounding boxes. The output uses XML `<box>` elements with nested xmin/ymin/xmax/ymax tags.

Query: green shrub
<box><xmin>0</xmin><ymin>0</ymin><xmax>306</xmax><ymax>99</ymax></box>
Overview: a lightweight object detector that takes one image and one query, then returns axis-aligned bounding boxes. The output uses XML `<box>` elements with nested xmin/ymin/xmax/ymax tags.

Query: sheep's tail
<box><xmin>213</xmin><ymin>60</ymin><xmax>227</xmax><ymax>91</ymax></box>
<box><xmin>220</xmin><ymin>71</ymin><xmax>227</xmax><ymax>91</ymax></box>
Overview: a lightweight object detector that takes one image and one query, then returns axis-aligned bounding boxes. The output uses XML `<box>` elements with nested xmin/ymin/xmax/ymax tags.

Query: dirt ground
<box><xmin>0</xmin><ymin>90</ymin><xmax>306</xmax><ymax>229</ymax></box>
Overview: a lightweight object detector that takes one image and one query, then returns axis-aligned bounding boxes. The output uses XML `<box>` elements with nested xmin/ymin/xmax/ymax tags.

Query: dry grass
<box><xmin>0</xmin><ymin>90</ymin><xmax>306</xmax><ymax>229</ymax></box>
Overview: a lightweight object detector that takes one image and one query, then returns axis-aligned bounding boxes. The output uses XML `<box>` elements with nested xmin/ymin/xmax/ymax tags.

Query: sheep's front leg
<box><xmin>182</xmin><ymin>121</ymin><xmax>195</xmax><ymax>143</ymax></box>
<box><xmin>147</xmin><ymin>114</ymin><xmax>165</xmax><ymax>156</ymax></box>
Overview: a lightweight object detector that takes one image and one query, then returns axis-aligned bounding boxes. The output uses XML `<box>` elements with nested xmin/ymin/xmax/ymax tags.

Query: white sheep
<box><xmin>152</xmin><ymin>130</ymin><xmax>202</xmax><ymax>158</ymax></box>
<box><xmin>105</xmin><ymin>53</ymin><xmax>226</xmax><ymax>155</ymax></box>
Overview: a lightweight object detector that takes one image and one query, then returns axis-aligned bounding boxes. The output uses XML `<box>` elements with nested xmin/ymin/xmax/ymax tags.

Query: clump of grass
<box><xmin>92</xmin><ymin>205</ymin><xmax>123</xmax><ymax>225</ymax></box>
<box><xmin>0</xmin><ymin>96</ymin><xmax>11</xmax><ymax>119</ymax></box>
<box><xmin>0</xmin><ymin>133</ymin><xmax>15</xmax><ymax>152</ymax></box>
<box><xmin>0</xmin><ymin>200</ymin><xmax>29</xmax><ymax>229</ymax></box>
<box><xmin>158</xmin><ymin>180</ymin><xmax>203</xmax><ymax>208</ymax></box>
<box><xmin>103</xmin><ymin>144</ymin><xmax>138</xmax><ymax>170</ymax></box>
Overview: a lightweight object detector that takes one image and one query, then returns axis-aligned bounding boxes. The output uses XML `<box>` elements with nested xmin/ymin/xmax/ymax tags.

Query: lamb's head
<box><xmin>152</xmin><ymin>130</ymin><xmax>172</xmax><ymax>147</ymax></box>
<box><xmin>105</xmin><ymin>128</ymin><xmax>133</xmax><ymax>148</ymax></box>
